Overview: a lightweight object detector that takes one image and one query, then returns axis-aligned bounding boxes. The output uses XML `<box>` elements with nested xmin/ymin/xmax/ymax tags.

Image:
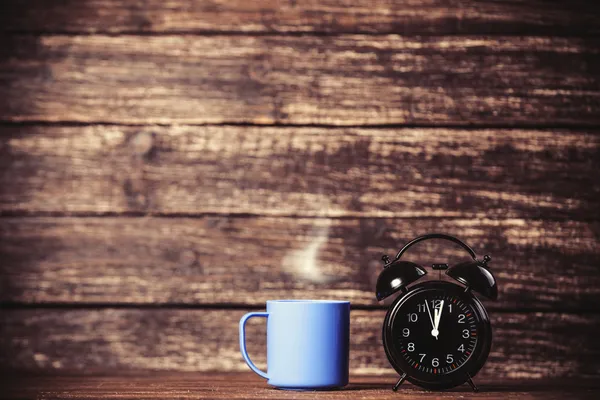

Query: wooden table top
<box><xmin>1</xmin><ymin>372</ymin><xmax>599</xmax><ymax>400</ymax></box>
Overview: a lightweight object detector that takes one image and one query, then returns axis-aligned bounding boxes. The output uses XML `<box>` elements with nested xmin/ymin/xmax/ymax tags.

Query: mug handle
<box><xmin>239</xmin><ymin>312</ymin><xmax>269</xmax><ymax>379</ymax></box>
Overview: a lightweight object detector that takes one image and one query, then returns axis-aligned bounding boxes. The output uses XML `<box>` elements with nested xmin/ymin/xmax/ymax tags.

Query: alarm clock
<box><xmin>375</xmin><ymin>233</ymin><xmax>497</xmax><ymax>392</ymax></box>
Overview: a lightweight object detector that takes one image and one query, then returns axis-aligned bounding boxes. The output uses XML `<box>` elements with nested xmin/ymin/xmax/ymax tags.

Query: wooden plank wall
<box><xmin>0</xmin><ymin>0</ymin><xmax>599</xmax><ymax>380</ymax></box>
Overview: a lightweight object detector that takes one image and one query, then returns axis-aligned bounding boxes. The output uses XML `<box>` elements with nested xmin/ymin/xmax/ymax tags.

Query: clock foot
<box><xmin>467</xmin><ymin>376</ymin><xmax>479</xmax><ymax>392</ymax></box>
<box><xmin>392</xmin><ymin>373</ymin><xmax>407</xmax><ymax>391</ymax></box>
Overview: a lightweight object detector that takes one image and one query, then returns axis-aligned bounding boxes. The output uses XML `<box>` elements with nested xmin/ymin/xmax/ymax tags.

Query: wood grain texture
<box><xmin>1</xmin><ymin>0</ymin><xmax>599</xmax><ymax>35</ymax></box>
<box><xmin>1</xmin><ymin>35</ymin><xmax>599</xmax><ymax>125</ymax></box>
<box><xmin>1</xmin><ymin>309</ymin><xmax>599</xmax><ymax>380</ymax></box>
<box><xmin>1</xmin><ymin>374</ymin><xmax>600</xmax><ymax>400</ymax></box>
<box><xmin>1</xmin><ymin>217</ymin><xmax>598</xmax><ymax>309</ymax></box>
<box><xmin>1</xmin><ymin>125</ymin><xmax>599</xmax><ymax>219</ymax></box>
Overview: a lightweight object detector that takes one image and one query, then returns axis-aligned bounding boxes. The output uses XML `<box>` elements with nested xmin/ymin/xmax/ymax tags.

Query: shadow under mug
<box><xmin>239</xmin><ymin>300</ymin><xmax>350</xmax><ymax>390</ymax></box>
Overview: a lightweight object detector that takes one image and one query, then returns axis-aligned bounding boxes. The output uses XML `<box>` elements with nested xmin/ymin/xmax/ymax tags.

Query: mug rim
<box><xmin>267</xmin><ymin>299</ymin><xmax>350</xmax><ymax>304</ymax></box>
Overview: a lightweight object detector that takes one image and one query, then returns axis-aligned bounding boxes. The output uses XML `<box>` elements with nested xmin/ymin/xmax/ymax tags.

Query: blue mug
<box><xmin>239</xmin><ymin>300</ymin><xmax>350</xmax><ymax>390</ymax></box>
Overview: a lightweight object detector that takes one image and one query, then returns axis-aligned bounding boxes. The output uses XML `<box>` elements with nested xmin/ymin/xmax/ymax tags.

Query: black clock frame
<box><xmin>382</xmin><ymin>280</ymin><xmax>492</xmax><ymax>391</ymax></box>
<box><xmin>375</xmin><ymin>233</ymin><xmax>498</xmax><ymax>392</ymax></box>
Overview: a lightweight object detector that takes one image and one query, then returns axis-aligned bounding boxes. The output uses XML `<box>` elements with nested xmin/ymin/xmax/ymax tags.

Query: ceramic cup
<box><xmin>239</xmin><ymin>299</ymin><xmax>350</xmax><ymax>390</ymax></box>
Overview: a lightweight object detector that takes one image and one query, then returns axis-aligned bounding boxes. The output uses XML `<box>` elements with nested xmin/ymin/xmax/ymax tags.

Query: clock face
<box><xmin>383</xmin><ymin>281</ymin><xmax>491</xmax><ymax>389</ymax></box>
<box><xmin>395</xmin><ymin>291</ymin><xmax>477</xmax><ymax>374</ymax></box>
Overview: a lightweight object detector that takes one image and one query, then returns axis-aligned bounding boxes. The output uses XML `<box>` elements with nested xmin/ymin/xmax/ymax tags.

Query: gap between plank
<box><xmin>3</xmin><ymin>30</ymin><xmax>600</xmax><ymax>38</ymax></box>
<box><xmin>1</xmin><ymin>121</ymin><xmax>600</xmax><ymax>131</ymax></box>
<box><xmin>1</xmin><ymin>301</ymin><xmax>599</xmax><ymax>314</ymax></box>
<box><xmin>0</xmin><ymin>211</ymin><xmax>597</xmax><ymax>222</ymax></box>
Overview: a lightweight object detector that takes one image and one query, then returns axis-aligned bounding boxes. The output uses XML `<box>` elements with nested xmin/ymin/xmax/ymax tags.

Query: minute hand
<box><xmin>433</xmin><ymin>300</ymin><xmax>445</xmax><ymax>335</ymax></box>
<box><xmin>425</xmin><ymin>300</ymin><xmax>438</xmax><ymax>340</ymax></box>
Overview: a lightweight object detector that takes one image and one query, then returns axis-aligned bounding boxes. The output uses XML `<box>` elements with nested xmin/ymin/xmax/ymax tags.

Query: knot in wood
<box><xmin>179</xmin><ymin>249</ymin><xmax>198</xmax><ymax>269</ymax></box>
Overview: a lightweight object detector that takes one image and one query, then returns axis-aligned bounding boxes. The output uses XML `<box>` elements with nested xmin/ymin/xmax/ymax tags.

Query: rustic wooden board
<box><xmin>1</xmin><ymin>217</ymin><xmax>598</xmax><ymax>309</ymax></box>
<box><xmin>1</xmin><ymin>309</ymin><xmax>598</xmax><ymax>380</ymax></box>
<box><xmin>1</xmin><ymin>373</ymin><xmax>600</xmax><ymax>400</ymax></box>
<box><xmin>1</xmin><ymin>35</ymin><xmax>599</xmax><ymax>125</ymax></box>
<box><xmin>1</xmin><ymin>0</ymin><xmax>599</xmax><ymax>35</ymax></box>
<box><xmin>1</xmin><ymin>125</ymin><xmax>599</xmax><ymax>219</ymax></box>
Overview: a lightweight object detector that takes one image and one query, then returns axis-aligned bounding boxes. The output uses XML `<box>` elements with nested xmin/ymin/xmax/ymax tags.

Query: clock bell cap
<box><xmin>375</xmin><ymin>261</ymin><xmax>427</xmax><ymax>301</ymax></box>
<box><xmin>446</xmin><ymin>260</ymin><xmax>498</xmax><ymax>300</ymax></box>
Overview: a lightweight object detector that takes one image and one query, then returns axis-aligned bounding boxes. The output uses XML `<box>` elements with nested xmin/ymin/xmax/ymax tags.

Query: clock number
<box><xmin>448</xmin><ymin>303</ymin><xmax>453</xmax><ymax>313</ymax></box>
<box><xmin>458</xmin><ymin>344</ymin><xmax>465</xmax><ymax>352</ymax></box>
<box><xmin>402</xmin><ymin>328</ymin><xmax>410</xmax><ymax>337</ymax></box>
<box><xmin>419</xmin><ymin>353</ymin><xmax>426</xmax><ymax>363</ymax></box>
<box><xmin>417</xmin><ymin>303</ymin><xmax>426</xmax><ymax>313</ymax></box>
<box><xmin>408</xmin><ymin>313</ymin><xmax>418</xmax><ymax>322</ymax></box>
<box><xmin>446</xmin><ymin>354</ymin><xmax>454</xmax><ymax>363</ymax></box>
<box><xmin>458</xmin><ymin>314</ymin><xmax>465</xmax><ymax>323</ymax></box>
<box><xmin>462</xmin><ymin>329</ymin><xmax>470</xmax><ymax>338</ymax></box>
<box><xmin>408</xmin><ymin>343</ymin><xmax>415</xmax><ymax>352</ymax></box>
<box><xmin>432</xmin><ymin>358</ymin><xmax>439</xmax><ymax>367</ymax></box>
<box><xmin>430</xmin><ymin>299</ymin><xmax>441</xmax><ymax>308</ymax></box>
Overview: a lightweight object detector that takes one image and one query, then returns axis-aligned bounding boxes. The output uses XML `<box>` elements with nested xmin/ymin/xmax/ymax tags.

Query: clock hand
<box><xmin>433</xmin><ymin>300</ymin><xmax>444</xmax><ymax>338</ymax></box>
<box><xmin>425</xmin><ymin>300</ymin><xmax>435</xmax><ymax>328</ymax></box>
<box><xmin>425</xmin><ymin>300</ymin><xmax>438</xmax><ymax>340</ymax></box>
